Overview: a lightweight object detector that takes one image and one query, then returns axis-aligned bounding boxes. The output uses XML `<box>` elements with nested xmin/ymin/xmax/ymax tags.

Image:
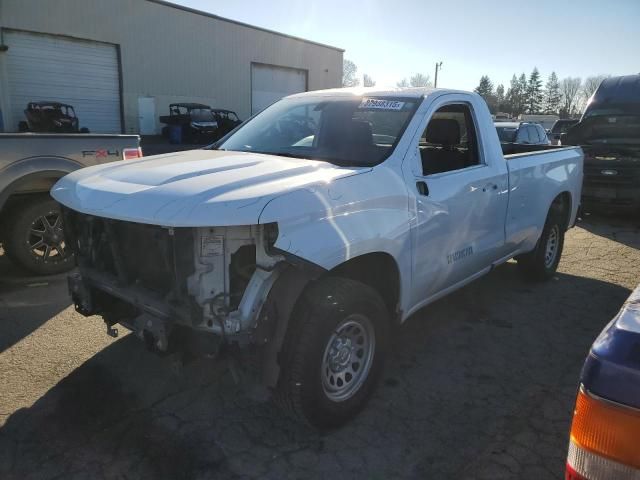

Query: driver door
<box><xmin>404</xmin><ymin>95</ymin><xmax>509</xmax><ymax>306</ymax></box>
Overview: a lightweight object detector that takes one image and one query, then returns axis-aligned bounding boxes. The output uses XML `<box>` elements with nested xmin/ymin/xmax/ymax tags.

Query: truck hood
<box><xmin>566</xmin><ymin>115</ymin><xmax>640</xmax><ymax>149</ymax></box>
<box><xmin>51</xmin><ymin>149</ymin><xmax>368</xmax><ymax>226</ymax></box>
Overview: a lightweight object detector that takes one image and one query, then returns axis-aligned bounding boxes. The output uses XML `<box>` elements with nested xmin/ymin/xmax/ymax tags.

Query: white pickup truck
<box><xmin>52</xmin><ymin>87</ymin><xmax>583</xmax><ymax>427</ymax></box>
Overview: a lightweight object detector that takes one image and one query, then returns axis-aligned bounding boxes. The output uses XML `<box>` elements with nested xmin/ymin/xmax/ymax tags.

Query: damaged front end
<box><xmin>62</xmin><ymin>208</ymin><xmax>284</xmax><ymax>356</ymax></box>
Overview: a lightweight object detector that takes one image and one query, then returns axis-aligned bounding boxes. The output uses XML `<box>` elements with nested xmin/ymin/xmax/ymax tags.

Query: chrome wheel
<box><xmin>321</xmin><ymin>314</ymin><xmax>375</xmax><ymax>402</ymax></box>
<box><xmin>544</xmin><ymin>224</ymin><xmax>559</xmax><ymax>268</ymax></box>
<box><xmin>27</xmin><ymin>211</ymin><xmax>67</xmax><ymax>264</ymax></box>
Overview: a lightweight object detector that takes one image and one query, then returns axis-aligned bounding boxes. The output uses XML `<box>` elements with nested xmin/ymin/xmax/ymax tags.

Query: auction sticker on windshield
<box><xmin>359</xmin><ymin>98</ymin><xmax>405</xmax><ymax>110</ymax></box>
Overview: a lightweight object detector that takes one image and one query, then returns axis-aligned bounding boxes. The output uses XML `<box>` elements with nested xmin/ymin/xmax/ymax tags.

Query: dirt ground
<box><xmin>0</xmin><ymin>214</ymin><xmax>638</xmax><ymax>479</ymax></box>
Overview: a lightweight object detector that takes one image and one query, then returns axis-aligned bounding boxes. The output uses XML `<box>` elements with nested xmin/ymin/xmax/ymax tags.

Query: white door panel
<box><xmin>411</xmin><ymin>165</ymin><xmax>508</xmax><ymax>303</ymax></box>
<box><xmin>137</xmin><ymin>97</ymin><xmax>156</xmax><ymax>135</ymax></box>
<box><xmin>403</xmin><ymin>94</ymin><xmax>510</xmax><ymax>306</ymax></box>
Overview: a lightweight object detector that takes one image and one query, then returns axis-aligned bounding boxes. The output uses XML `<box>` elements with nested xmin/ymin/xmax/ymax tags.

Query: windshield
<box><xmin>218</xmin><ymin>96</ymin><xmax>418</xmax><ymax>166</ymax></box>
<box><xmin>574</xmin><ymin>115</ymin><xmax>640</xmax><ymax>145</ymax></box>
<box><xmin>495</xmin><ymin>126</ymin><xmax>517</xmax><ymax>142</ymax></box>
<box><xmin>190</xmin><ymin>109</ymin><xmax>215</xmax><ymax>122</ymax></box>
<box><xmin>551</xmin><ymin>121</ymin><xmax>577</xmax><ymax>134</ymax></box>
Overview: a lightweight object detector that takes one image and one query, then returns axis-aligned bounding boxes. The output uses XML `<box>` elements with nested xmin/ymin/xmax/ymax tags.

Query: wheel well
<box><xmin>328</xmin><ymin>252</ymin><xmax>401</xmax><ymax>320</ymax></box>
<box><xmin>0</xmin><ymin>173</ymin><xmax>63</xmax><ymax>217</ymax></box>
<box><xmin>550</xmin><ymin>192</ymin><xmax>572</xmax><ymax>231</ymax></box>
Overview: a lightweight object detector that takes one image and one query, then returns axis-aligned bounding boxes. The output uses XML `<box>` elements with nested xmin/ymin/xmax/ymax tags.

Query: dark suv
<box><xmin>564</xmin><ymin>74</ymin><xmax>640</xmax><ymax>213</ymax></box>
<box><xmin>548</xmin><ymin>119</ymin><xmax>578</xmax><ymax>145</ymax></box>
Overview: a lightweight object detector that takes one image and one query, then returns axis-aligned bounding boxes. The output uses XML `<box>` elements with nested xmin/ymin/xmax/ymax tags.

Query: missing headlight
<box><xmin>229</xmin><ymin>244</ymin><xmax>257</xmax><ymax>310</ymax></box>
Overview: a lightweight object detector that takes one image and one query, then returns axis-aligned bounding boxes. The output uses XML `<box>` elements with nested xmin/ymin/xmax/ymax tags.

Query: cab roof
<box><xmin>170</xmin><ymin>103</ymin><xmax>211</xmax><ymax>109</ymax></box>
<box><xmin>286</xmin><ymin>86</ymin><xmax>472</xmax><ymax>99</ymax></box>
<box><xmin>29</xmin><ymin>101</ymin><xmax>73</xmax><ymax>108</ymax></box>
<box><xmin>494</xmin><ymin>122</ymin><xmax>520</xmax><ymax>128</ymax></box>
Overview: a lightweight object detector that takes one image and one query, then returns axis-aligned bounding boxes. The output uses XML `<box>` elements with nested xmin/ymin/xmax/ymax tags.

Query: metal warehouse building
<box><xmin>0</xmin><ymin>0</ymin><xmax>343</xmax><ymax>134</ymax></box>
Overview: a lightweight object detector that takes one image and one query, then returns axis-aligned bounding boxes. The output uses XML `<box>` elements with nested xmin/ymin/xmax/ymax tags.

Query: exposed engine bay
<box><xmin>62</xmin><ymin>208</ymin><xmax>285</xmax><ymax>354</ymax></box>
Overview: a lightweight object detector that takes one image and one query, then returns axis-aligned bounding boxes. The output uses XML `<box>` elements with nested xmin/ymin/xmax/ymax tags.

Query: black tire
<box><xmin>274</xmin><ymin>276</ymin><xmax>389</xmax><ymax>429</ymax></box>
<box><xmin>18</xmin><ymin>121</ymin><xmax>29</xmax><ymax>132</ymax></box>
<box><xmin>3</xmin><ymin>196</ymin><xmax>75</xmax><ymax>275</ymax></box>
<box><xmin>517</xmin><ymin>211</ymin><xmax>565</xmax><ymax>281</ymax></box>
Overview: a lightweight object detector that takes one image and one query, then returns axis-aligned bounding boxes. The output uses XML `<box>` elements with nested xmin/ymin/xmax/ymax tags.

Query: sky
<box><xmin>172</xmin><ymin>0</ymin><xmax>640</xmax><ymax>91</ymax></box>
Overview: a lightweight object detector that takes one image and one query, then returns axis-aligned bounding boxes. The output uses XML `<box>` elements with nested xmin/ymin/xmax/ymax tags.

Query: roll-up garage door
<box><xmin>5</xmin><ymin>31</ymin><xmax>122</xmax><ymax>133</ymax></box>
<box><xmin>251</xmin><ymin>64</ymin><xmax>307</xmax><ymax>114</ymax></box>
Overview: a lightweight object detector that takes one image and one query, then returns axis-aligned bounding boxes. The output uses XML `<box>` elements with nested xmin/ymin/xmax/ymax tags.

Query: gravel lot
<box><xmin>0</xmin><ymin>215</ymin><xmax>638</xmax><ymax>480</ymax></box>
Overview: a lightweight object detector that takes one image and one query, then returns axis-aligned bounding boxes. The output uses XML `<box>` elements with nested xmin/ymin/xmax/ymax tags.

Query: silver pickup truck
<box><xmin>0</xmin><ymin>133</ymin><xmax>141</xmax><ymax>275</ymax></box>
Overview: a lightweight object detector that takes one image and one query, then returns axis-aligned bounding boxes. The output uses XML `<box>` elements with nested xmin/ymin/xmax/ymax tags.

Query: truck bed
<box><xmin>501</xmin><ymin>142</ymin><xmax>565</xmax><ymax>156</ymax></box>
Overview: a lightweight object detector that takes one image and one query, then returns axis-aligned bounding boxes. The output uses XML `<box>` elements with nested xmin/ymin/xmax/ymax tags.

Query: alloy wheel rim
<box><xmin>27</xmin><ymin>211</ymin><xmax>67</xmax><ymax>264</ymax></box>
<box><xmin>321</xmin><ymin>314</ymin><xmax>375</xmax><ymax>402</ymax></box>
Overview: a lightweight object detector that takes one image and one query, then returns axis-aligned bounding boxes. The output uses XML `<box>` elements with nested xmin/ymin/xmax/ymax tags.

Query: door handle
<box><xmin>482</xmin><ymin>183</ymin><xmax>498</xmax><ymax>192</ymax></box>
<box><xmin>416</xmin><ymin>181</ymin><xmax>429</xmax><ymax>196</ymax></box>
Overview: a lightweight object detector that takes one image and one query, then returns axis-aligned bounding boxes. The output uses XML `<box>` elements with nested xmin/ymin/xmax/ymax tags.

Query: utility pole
<box><xmin>434</xmin><ymin>61</ymin><xmax>443</xmax><ymax>88</ymax></box>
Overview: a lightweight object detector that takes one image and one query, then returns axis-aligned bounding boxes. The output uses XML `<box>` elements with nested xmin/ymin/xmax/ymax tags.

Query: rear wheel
<box><xmin>517</xmin><ymin>211</ymin><xmax>564</xmax><ymax>281</ymax></box>
<box><xmin>274</xmin><ymin>277</ymin><xmax>389</xmax><ymax>428</ymax></box>
<box><xmin>3</xmin><ymin>197</ymin><xmax>75</xmax><ymax>275</ymax></box>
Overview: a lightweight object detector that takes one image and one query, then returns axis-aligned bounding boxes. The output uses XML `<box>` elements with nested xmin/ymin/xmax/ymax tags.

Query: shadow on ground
<box><xmin>0</xmin><ymin>252</ymin><xmax>71</xmax><ymax>353</ymax></box>
<box><xmin>0</xmin><ymin>263</ymin><xmax>631</xmax><ymax>479</ymax></box>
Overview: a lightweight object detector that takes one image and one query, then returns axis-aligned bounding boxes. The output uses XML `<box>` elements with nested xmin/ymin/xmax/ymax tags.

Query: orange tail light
<box><xmin>566</xmin><ymin>388</ymin><xmax>640</xmax><ymax>479</ymax></box>
<box><xmin>123</xmin><ymin>147</ymin><xmax>143</xmax><ymax>160</ymax></box>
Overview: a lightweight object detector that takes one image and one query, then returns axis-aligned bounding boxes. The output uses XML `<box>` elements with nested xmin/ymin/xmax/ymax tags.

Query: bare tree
<box><xmin>342</xmin><ymin>59</ymin><xmax>360</xmax><ymax>87</ymax></box>
<box><xmin>363</xmin><ymin>73</ymin><xmax>376</xmax><ymax>87</ymax></box>
<box><xmin>409</xmin><ymin>73</ymin><xmax>432</xmax><ymax>87</ymax></box>
<box><xmin>582</xmin><ymin>75</ymin><xmax>608</xmax><ymax>103</ymax></box>
<box><xmin>396</xmin><ymin>78</ymin><xmax>409</xmax><ymax>88</ymax></box>
<box><xmin>560</xmin><ymin>77</ymin><xmax>582</xmax><ymax>116</ymax></box>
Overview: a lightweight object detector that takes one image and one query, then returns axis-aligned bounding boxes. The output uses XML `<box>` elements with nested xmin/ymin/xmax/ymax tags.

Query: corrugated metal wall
<box><xmin>0</xmin><ymin>0</ymin><xmax>343</xmax><ymax>133</ymax></box>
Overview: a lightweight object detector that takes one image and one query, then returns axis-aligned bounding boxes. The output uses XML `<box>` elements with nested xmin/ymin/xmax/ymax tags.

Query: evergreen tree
<box><xmin>544</xmin><ymin>72</ymin><xmax>561</xmax><ymax>114</ymax></box>
<box><xmin>474</xmin><ymin>76</ymin><xmax>497</xmax><ymax>112</ymax></box>
<box><xmin>526</xmin><ymin>68</ymin><xmax>543</xmax><ymax>113</ymax></box>
<box><xmin>495</xmin><ymin>84</ymin><xmax>505</xmax><ymax>112</ymax></box>
<box><xmin>518</xmin><ymin>73</ymin><xmax>528</xmax><ymax>114</ymax></box>
<box><xmin>505</xmin><ymin>74</ymin><xmax>525</xmax><ymax>117</ymax></box>
<box><xmin>474</xmin><ymin>75</ymin><xmax>494</xmax><ymax>97</ymax></box>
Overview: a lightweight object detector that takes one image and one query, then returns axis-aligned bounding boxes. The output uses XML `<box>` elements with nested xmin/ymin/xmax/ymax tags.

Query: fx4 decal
<box><xmin>82</xmin><ymin>149</ymin><xmax>120</xmax><ymax>158</ymax></box>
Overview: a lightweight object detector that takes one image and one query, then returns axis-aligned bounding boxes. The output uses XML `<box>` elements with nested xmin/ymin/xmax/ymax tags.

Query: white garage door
<box><xmin>251</xmin><ymin>64</ymin><xmax>307</xmax><ymax>115</ymax></box>
<box><xmin>5</xmin><ymin>31</ymin><xmax>121</xmax><ymax>133</ymax></box>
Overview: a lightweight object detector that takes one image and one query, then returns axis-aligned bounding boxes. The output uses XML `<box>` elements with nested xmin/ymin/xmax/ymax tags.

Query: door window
<box><xmin>419</xmin><ymin>104</ymin><xmax>481</xmax><ymax>175</ymax></box>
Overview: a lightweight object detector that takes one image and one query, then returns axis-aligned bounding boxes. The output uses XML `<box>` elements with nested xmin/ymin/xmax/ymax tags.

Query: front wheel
<box><xmin>517</xmin><ymin>212</ymin><xmax>565</xmax><ymax>281</ymax></box>
<box><xmin>275</xmin><ymin>277</ymin><xmax>389</xmax><ymax>428</ymax></box>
